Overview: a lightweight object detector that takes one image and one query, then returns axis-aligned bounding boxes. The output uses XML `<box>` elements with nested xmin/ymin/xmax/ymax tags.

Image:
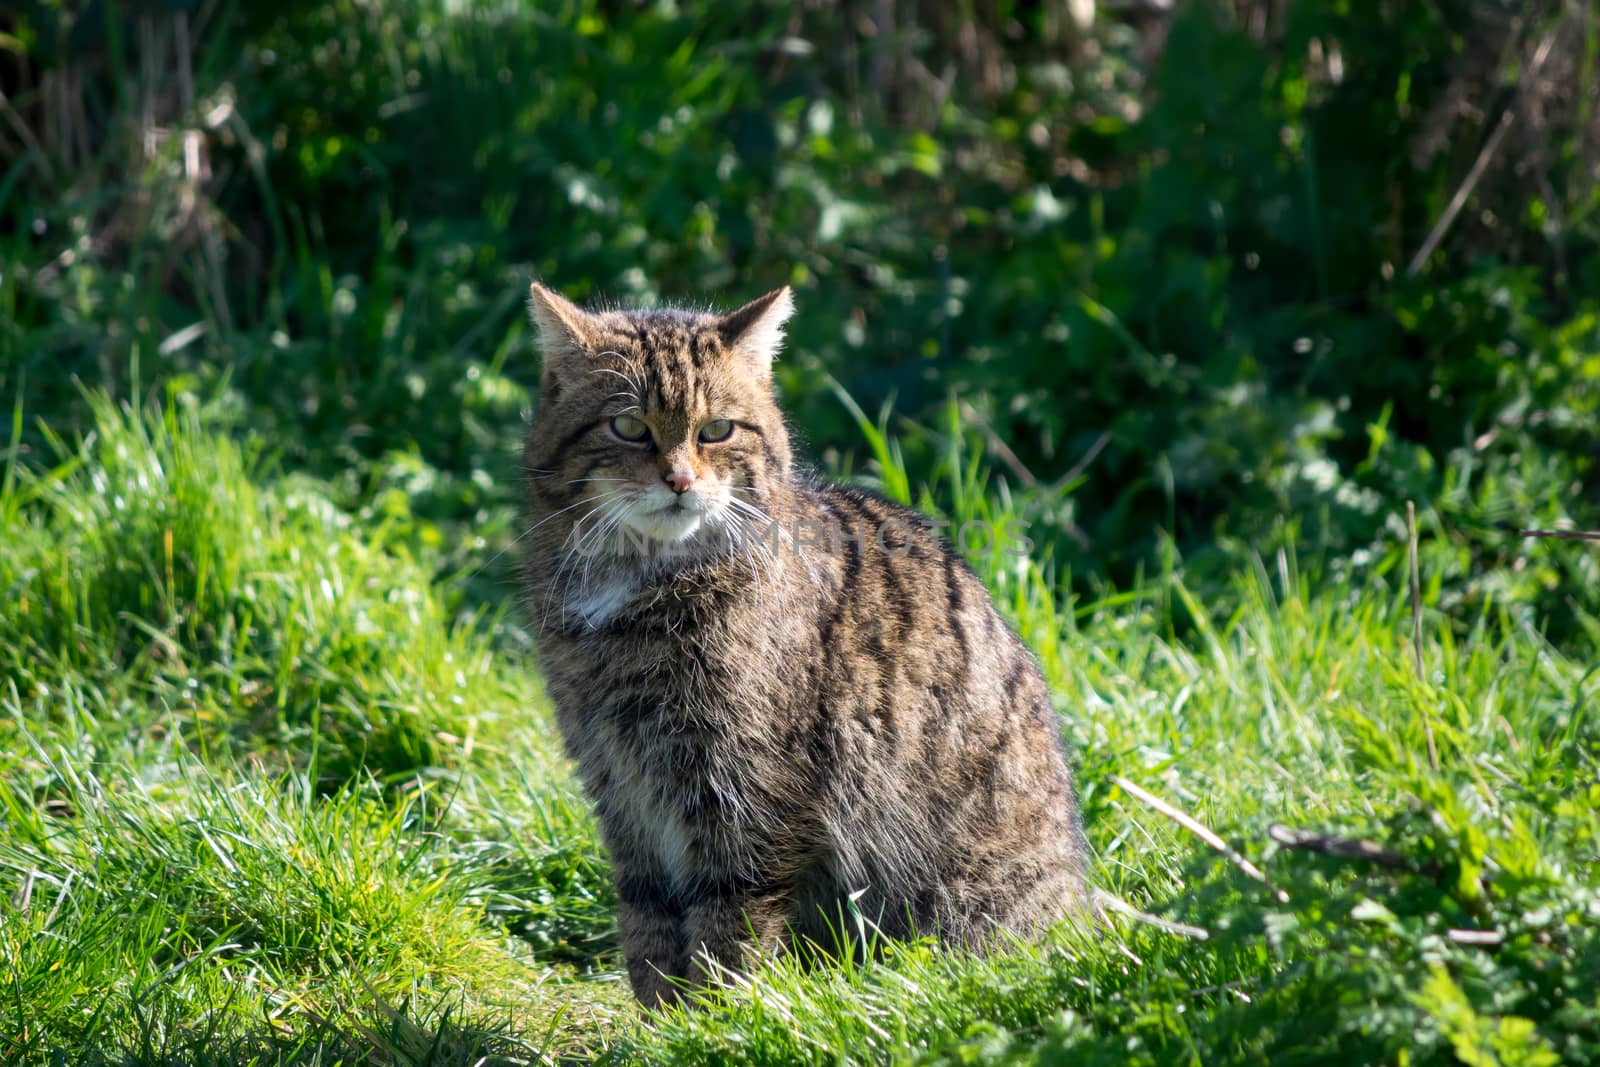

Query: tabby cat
<box><xmin>520</xmin><ymin>282</ymin><xmax>1088</xmax><ymax>1006</ymax></box>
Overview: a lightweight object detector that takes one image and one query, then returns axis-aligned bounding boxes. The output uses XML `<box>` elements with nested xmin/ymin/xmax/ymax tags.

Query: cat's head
<box><xmin>523</xmin><ymin>283</ymin><xmax>795</xmax><ymax>552</ymax></box>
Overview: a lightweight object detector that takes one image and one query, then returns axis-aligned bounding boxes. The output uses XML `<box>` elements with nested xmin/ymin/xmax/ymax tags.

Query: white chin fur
<box><xmin>625</xmin><ymin>506</ymin><xmax>706</xmax><ymax>543</ymax></box>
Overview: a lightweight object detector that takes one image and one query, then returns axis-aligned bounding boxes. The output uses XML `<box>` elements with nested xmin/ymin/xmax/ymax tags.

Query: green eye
<box><xmin>610</xmin><ymin>415</ymin><xmax>650</xmax><ymax>442</ymax></box>
<box><xmin>698</xmin><ymin>419</ymin><xmax>734</xmax><ymax>443</ymax></box>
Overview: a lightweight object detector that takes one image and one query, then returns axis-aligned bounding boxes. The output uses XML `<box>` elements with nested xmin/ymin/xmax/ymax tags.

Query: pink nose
<box><xmin>664</xmin><ymin>468</ymin><xmax>695</xmax><ymax>494</ymax></box>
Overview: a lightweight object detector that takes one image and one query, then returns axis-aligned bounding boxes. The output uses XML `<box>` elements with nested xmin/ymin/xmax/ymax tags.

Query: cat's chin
<box><xmin>624</xmin><ymin>506</ymin><xmax>708</xmax><ymax>546</ymax></box>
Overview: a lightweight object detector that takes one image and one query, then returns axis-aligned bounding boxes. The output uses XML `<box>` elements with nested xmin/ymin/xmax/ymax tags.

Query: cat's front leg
<box><xmin>616</xmin><ymin>869</ymin><xmax>688</xmax><ymax>1008</ymax></box>
<box><xmin>681</xmin><ymin>886</ymin><xmax>791</xmax><ymax>990</ymax></box>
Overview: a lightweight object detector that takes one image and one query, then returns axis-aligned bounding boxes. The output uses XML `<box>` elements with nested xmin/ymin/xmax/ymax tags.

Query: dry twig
<box><xmin>1092</xmin><ymin>888</ymin><xmax>1210</xmax><ymax>941</ymax></box>
<box><xmin>1446</xmin><ymin>928</ymin><xmax>1505</xmax><ymax>947</ymax></box>
<box><xmin>1519</xmin><ymin>528</ymin><xmax>1600</xmax><ymax>543</ymax></box>
<box><xmin>1113</xmin><ymin>776</ymin><xmax>1289</xmax><ymax>902</ymax></box>
<box><xmin>1267</xmin><ymin>823</ymin><xmax>1440</xmax><ymax>877</ymax></box>
<box><xmin>1406</xmin><ymin>30</ymin><xmax>1559</xmax><ymax>276</ymax></box>
<box><xmin>1407</xmin><ymin>501</ymin><xmax>1441</xmax><ymax>772</ymax></box>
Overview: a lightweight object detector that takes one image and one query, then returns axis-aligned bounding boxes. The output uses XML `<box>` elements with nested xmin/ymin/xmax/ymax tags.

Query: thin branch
<box><xmin>1092</xmin><ymin>888</ymin><xmax>1210</xmax><ymax>940</ymax></box>
<box><xmin>0</xmin><ymin>91</ymin><xmax>52</xmax><ymax>180</ymax></box>
<box><xmin>959</xmin><ymin>401</ymin><xmax>1100</xmax><ymax>549</ymax></box>
<box><xmin>1520</xmin><ymin>528</ymin><xmax>1600</xmax><ymax>542</ymax></box>
<box><xmin>1112</xmin><ymin>776</ymin><xmax>1289</xmax><ymax>902</ymax></box>
<box><xmin>1407</xmin><ymin>501</ymin><xmax>1440</xmax><ymax>771</ymax></box>
<box><xmin>1447</xmin><ymin>928</ymin><xmax>1505</xmax><ymax>947</ymax></box>
<box><xmin>959</xmin><ymin>401</ymin><xmax>1038</xmax><ymax>487</ymax></box>
<box><xmin>1406</xmin><ymin>30</ymin><xmax>1559</xmax><ymax>276</ymax></box>
<box><xmin>1048</xmin><ymin>430</ymin><xmax>1112</xmax><ymax>493</ymax></box>
<box><xmin>1267</xmin><ymin>823</ymin><xmax>1440</xmax><ymax>877</ymax></box>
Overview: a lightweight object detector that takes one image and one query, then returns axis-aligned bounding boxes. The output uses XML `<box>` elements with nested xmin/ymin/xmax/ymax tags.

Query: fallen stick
<box><xmin>1519</xmin><ymin>529</ymin><xmax>1600</xmax><ymax>543</ymax></box>
<box><xmin>1092</xmin><ymin>888</ymin><xmax>1210</xmax><ymax>941</ymax></box>
<box><xmin>1268</xmin><ymin>823</ymin><xmax>1441</xmax><ymax>878</ymax></box>
<box><xmin>1447</xmin><ymin>927</ymin><xmax>1505</xmax><ymax>947</ymax></box>
<box><xmin>1113</xmin><ymin>775</ymin><xmax>1289</xmax><ymax>903</ymax></box>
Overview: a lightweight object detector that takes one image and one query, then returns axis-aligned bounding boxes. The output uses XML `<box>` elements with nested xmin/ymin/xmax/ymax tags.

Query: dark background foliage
<box><xmin>4</xmin><ymin>6</ymin><xmax>1600</xmax><ymax>1064</ymax></box>
<box><xmin>2</xmin><ymin>0</ymin><xmax>1597</xmax><ymax>636</ymax></box>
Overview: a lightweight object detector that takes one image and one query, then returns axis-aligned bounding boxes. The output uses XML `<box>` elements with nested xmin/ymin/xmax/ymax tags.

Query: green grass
<box><xmin>4</xmin><ymin>0</ymin><xmax>1596</xmax><ymax>1061</ymax></box>
<box><xmin>1</xmin><ymin>390</ymin><xmax>1596</xmax><ymax>1065</ymax></box>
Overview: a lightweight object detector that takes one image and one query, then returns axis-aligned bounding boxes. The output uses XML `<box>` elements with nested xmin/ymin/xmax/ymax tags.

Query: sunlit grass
<box><xmin>4</xmin><ymin>0</ymin><xmax>1597</xmax><ymax>1059</ymax></box>
<box><xmin>2</xmin><ymin>392</ymin><xmax>1595</xmax><ymax>1065</ymax></box>
<box><xmin>0</xmin><ymin>395</ymin><xmax>625</xmax><ymax>1063</ymax></box>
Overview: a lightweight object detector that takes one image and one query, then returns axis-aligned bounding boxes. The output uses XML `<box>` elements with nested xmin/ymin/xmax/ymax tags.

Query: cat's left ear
<box><xmin>718</xmin><ymin>286</ymin><xmax>794</xmax><ymax>375</ymax></box>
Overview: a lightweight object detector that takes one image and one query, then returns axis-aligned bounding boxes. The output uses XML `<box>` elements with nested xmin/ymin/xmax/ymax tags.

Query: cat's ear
<box><xmin>528</xmin><ymin>282</ymin><xmax>600</xmax><ymax>352</ymax></box>
<box><xmin>718</xmin><ymin>286</ymin><xmax>794</xmax><ymax>375</ymax></box>
<box><xmin>528</xmin><ymin>282</ymin><xmax>600</xmax><ymax>397</ymax></box>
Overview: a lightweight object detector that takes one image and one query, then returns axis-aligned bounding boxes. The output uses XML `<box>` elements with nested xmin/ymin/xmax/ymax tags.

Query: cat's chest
<box><xmin>556</xmin><ymin>567</ymin><xmax>731</xmax><ymax>632</ymax></box>
<box><xmin>557</xmin><ymin>589</ymin><xmax>794</xmax><ymax>698</ymax></box>
<box><xmin>603</xmin><ymin>730</ymin><xmax>759</xmax><ymax>886</ymax></box>
<box><xmin>547</xmin><ymin>583</ymin><xmax>810</xmax><ymax>884</ymax></box>
<box><xmin>561</xmin><ymin>572</ymin><xmax>641</xmax><ymax>628</ymax></box>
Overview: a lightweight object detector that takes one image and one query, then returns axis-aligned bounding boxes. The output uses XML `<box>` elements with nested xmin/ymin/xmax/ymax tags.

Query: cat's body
<box><xmin>520</xmin><ymin>284</ymin><xmax>1087</xmax><ymax>1006</ymax></box>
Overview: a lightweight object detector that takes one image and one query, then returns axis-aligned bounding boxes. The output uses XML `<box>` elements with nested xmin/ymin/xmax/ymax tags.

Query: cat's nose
<box><xmin>663</xmin><ymin>467</ymin><xmax>696</xmax><ymax>494</ymax></box>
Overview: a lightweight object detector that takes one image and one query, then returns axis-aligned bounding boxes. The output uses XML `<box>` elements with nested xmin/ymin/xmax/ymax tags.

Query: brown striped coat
<box><xmin>520</xmin><ymin>284</ymin><xmax>1087</xmax><ymax>1006</ymax></box>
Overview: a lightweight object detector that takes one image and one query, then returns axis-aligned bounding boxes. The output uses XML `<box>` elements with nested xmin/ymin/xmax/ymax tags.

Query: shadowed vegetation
<box><xmin>1</xmin><ymin>0</ymin><xmax>1597</xmax><ymax>1063</ymax></box>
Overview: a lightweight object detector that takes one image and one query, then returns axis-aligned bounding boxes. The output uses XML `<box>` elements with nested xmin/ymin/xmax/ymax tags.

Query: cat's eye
<box><xmin>698</xmin><ymin>419</ymin><xmax>734</xmax><ymax>443</ymax></box>
<box><xmin>610</xmin><ymin>415</ymin><xmax>651</xmax><ymax>442</ymax></box>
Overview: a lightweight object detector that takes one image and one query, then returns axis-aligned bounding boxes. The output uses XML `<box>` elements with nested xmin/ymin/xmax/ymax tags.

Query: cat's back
<box><xmin>798</xmin><ymin>480</ymin><xmax>1046</xmax><ymax>720</ymax></box>
<box><xmin>788</xmin><ymin>481</ymin><xmax>1084</xmax><ymax>939</ymax></box>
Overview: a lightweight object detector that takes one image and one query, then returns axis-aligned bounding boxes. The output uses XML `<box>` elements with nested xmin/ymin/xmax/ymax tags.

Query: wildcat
<box><xmin>520</xmin><ymin>282</ymin><xmax>1088</xmax><ymax>1006</ymax></box>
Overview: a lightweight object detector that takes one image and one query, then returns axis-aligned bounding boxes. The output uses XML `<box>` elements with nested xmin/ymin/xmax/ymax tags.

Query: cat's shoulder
<box><xmin>798</xmin><ymin>477</ymin><xmax>982</xmax><ymax>571</ymax></box>
<box><xmin>801</xmin><ymin>477</ymin><xmax>930</xmax><ymax>530</ymax></box>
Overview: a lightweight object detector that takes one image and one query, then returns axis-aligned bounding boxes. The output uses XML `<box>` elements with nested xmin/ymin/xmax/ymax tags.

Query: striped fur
<box><xmin>520</xmin><ymin>283</ymin><xmax>1088</xmax><ymax>1006</ymax></box>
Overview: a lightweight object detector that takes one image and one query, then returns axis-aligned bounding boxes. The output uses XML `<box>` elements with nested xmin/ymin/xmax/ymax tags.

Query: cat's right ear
<box><xmin>528</xmin><ymin>282</ymin><xmax>598</xmax><ymax>399</ymax></box>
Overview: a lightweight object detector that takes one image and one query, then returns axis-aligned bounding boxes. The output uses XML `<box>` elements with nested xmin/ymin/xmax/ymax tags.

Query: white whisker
<box><xmin>462</xmin><ymin>489</ymin><xmax>627</xmax><ymax>586</ymax></box>
<box><xmin>541</xmin><ymin>495</ymin><xmax>634</xmax><ymax>628</ymax></box>
<box><xmin>727</xmin><ymin>493</ymin><xmax>823</xmax><ymax>594</ymax></box>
